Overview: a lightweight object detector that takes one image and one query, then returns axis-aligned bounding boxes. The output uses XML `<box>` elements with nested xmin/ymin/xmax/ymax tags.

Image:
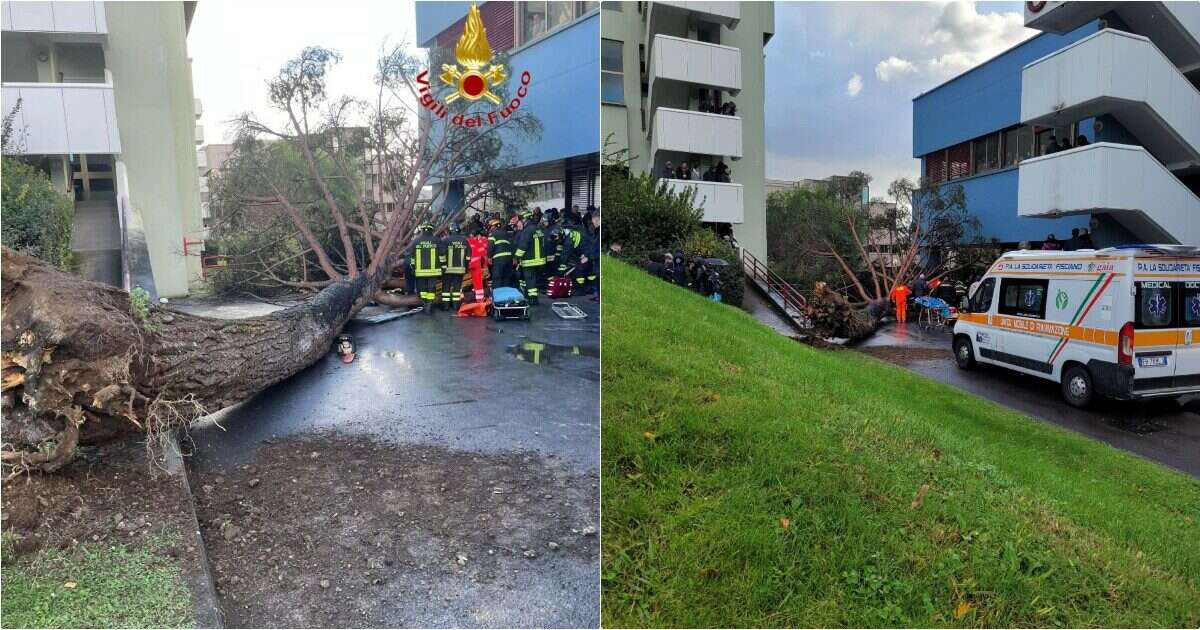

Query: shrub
<box><xmin>1</xmin><ymin>157</ymin><xmax>75</xmax><ymax>270</ymax></box>
<box><xmin>601</xmin><ymin>165</ymin><xmax>701</xmax><ymax>261</ymax></box>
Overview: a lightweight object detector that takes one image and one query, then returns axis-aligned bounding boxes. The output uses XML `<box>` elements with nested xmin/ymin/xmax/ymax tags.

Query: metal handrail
<box><xmin>740</xmin><ymin>248</ymin><xmax>807</xmax><ymax>313</ymax></box>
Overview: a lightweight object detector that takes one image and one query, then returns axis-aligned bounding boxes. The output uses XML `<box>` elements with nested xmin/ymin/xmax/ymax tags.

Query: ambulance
<box><xmin>953</xmin><ymin>245</ymin><xmax>1200</xmax><ymax>408</ymax></box>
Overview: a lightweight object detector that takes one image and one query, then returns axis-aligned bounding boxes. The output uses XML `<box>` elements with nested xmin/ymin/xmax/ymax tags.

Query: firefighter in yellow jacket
<box><xmin>439</xmin><ymin>223</ymin><xmax>469</xmax><ymax>310</ymax></box>
<box><xmin>513</xmin><ymin>211</ymin><xmax>546</xmax><ymax>305</ymax></box>
<box><xmin>409</xmin><ymin>224</ymin><xmax>441</xmax><ymax>314</ymax></box>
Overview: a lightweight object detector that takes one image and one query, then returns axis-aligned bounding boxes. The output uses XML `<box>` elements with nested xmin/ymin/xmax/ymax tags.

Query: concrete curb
<box><xmin>164</xmin><ymin>435</ymin><xmax>224</xmax><ymax>629</ymax></box>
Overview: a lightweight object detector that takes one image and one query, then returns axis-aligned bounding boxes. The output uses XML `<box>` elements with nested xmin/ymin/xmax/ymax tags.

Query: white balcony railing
<box><xmin>652</xmin><ymin>107</ymin><xmax>742</xmax><ymax>158</ymax></box>
<box><xmin>1021</xmin><ymin>29</ymin><xmax>1200</xmax><ymax>169</ymax></box>
<box><xmin>1</xmin><ymin>82</ymin><xmax>120</xmax><ymax>155</ymax></box>
<box><xmin>194</xmin><ymin>124</ymin><xmax>204</xmax><ymax>145</ymax></box>
<box><xmin>650</xmin><ymin>34</ymin><xmax>741</xmax><ymax>93</ymax></box>
<box><xmin>1017</xmin><ymin>142</ymin><xmax>1200</xmax><ymax>245</ymax></box>
<box><xmin>1</xmin><ymin>1</ymin><xmax>107</xmax><ymax>35</ymax></box>
<box><xmin>664</xmin><ymin>179</ymin><xmax>744</xmax><ymax>224</ymax></box>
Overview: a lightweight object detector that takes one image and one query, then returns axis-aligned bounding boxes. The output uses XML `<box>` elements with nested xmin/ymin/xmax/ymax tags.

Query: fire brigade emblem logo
<box><xmin>1055</xmin><ymin>289</ymin><xmax>1068</xmax><ymax>310</ymax></box>
<box><xmin>439</xmin><ymin>4</ymin><xmax>507</xmax><ymax>105</ymax></box>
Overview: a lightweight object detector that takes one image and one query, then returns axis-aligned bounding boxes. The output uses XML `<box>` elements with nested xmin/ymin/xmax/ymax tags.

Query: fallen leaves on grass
<box><xmin>62</xmin><ymin>581</ymin><xmax>77</xmax><ymax>589</ymax></box>
<box><xmin>642</xmin><ymin>431</ymin><xmax>657</xmax><ymax>441</ymax></box>
<box><xmin>911</xmin><ymin>483</ymin><xmax>931</xmax><ymax>510</ymax></box>
<box><xmin>779</xmin><ymin>517</ymin><xmax>791</xmax><ymax>530</ymax></box>
<box><xmin>699</xmin><ymin>391</ymin><xmax>721</xmax><ymax>403</ymax></box>
<box><xmin>954</xmin><ymin>601</ymin><xmax>972</xmax><ymax>619</ymax></box>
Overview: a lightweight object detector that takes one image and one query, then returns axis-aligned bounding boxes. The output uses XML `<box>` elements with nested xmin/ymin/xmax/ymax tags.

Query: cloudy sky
<box><xmin>765</xmin><ymin>1</ymin><xmax>1036</xmax><ymax>198</ymax></box>
<box><xmin>188</xmin><ymin>0</ymin><xmax>1035</xmax><ymax>197</ymax></box>
<box><xmin>188</xmin><ymin>0</ymin><xmax>420</xmax><ymax>144</ymax></box>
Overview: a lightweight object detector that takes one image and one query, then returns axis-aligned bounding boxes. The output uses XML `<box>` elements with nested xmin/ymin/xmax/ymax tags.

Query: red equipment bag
<box><xmin>547</xmin><ymin>276</ymin><xmax>572</xmax><ymax>298</ymax></box>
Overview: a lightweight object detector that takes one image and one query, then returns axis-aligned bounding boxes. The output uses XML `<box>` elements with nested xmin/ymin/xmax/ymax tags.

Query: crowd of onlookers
<box><xmin>643</xmin><ymin>251</ymin><xmax>725</xmax><ymax>301</ymax></box>
<box><xmin>660</xmin><ymin>160</ymin><xmax>732</xmax><ymax>183</ymax></box>
<box><xmin>1043</xmin><ymin>133</ymin><xmax>1089</xmax><ymax>155</ymax></box>
<box><xmin>698</xmin><ymin>96</ymin><xmax>737</xmax><ymax>117</ymax></box>
<box><xmin>1028</xmin><ymin>227</ymin><xmax>1095</xmax><ymax>251</ymax></box>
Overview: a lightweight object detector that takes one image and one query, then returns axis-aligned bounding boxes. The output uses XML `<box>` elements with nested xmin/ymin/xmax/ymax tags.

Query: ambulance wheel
<box><xmin>953</xmin><ymin>336</ymin><xmax>976</xmax><ymax>370</ymax></box>
<box><xmin>1061</xmin><ymin>364</ymin><xmax>1094</xmax><ymax>409</ymax></box>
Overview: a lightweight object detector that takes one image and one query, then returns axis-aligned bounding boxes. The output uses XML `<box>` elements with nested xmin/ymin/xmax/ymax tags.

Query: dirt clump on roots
<box><xmin>856</xmin><ymin>345</ymin><xmax>954</xmax><ymax>367</ymax></box>
<box><xmin>189</xmin><ymin>433</ymin><xmax>600</xmax><ymax>628</ymax></box>
<box><xmin>1</xmin><ymin>438</ymin><xmax>195</xmax><ymax>564</ymax></box>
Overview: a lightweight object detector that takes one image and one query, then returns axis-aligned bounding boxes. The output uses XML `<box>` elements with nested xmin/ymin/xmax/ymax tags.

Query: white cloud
<box><xmin>875</xmin><ymin>56</ymin><xmax>917</xmax><ymax>81</ymax></box>
<box><xmin>846</xmin><ymin>73</ymin><xmax>863</xmax><ymax>97</ymax></box>
<box><xmin>826</xmin><ymin>1</ymin><xmax>1037</xmax><ymax>89</ymax></box>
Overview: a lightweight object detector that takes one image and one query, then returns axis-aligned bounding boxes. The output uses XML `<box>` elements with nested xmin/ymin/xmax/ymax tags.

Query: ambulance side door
<box><xmin>969</xmin><ymin>277</ymin><xmax>999</xmax><ymax>360</ymax></box>
<box><xmin>995</xmin><ymin>277</ymin><xmax>1054</xmax><ymax>375</ymax></box>
<box><xmin>1133</xmin><ymin>279</ymin><xmax>1176</xmax><ymax>385</ymax></box>
<box><xmin>1175</xmin><ymin>281</ymin><xmax>1200</xmax><ymax>382</ymax></box>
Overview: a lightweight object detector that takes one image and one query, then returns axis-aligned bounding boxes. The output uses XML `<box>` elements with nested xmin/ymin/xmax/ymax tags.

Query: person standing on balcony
<box><xmin>661</xmin><ymin>161</ymin><xmax>675</xmax><ymax>179</ymax></box>
<box><xmin>1041</xmin><ymin>234</ymin><xmax>1063</xmax><ymax>250</ymax></box>
<box><xmin>678</xmin><ymin>162</ymin><xmax>692</xmax><ymax>180</ymax></box>
<box><xmin>1044</xmin><ymin>134</ymin><xmax>1060</xmax><ymax>155</ymax></box>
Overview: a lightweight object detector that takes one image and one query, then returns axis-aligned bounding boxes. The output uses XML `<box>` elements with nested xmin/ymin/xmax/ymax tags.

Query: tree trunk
<box><xmin>1</xmin><ymin>247</ymin><xmax>376</xmax><ymax>473</ymax></box>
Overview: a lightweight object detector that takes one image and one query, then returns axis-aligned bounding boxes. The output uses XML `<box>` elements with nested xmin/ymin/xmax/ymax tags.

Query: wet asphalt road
<box><xmin>857</xmin><ymin>322</ymin><xmax>1200</xmax><ymax>479</ymax></box>
<box><xmin>179</xmin><ymin>296</ymin><xmax>600</xmax><ymax>627</ymax></box>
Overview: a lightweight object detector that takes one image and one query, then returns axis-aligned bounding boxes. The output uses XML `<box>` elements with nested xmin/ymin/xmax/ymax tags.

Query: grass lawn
<box><xmin>601</xmin><ymin>257</ymin><xmax>1200</xmax><ymax>628</ymax></box>
<box><xmin>1</xmin><ymin>531</ymin><xmax>194</xmax><ymax>628</ymax></box>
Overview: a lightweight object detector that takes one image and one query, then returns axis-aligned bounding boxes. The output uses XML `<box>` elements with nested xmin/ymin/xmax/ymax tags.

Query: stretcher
<box><xmin>551</xmin><ymin>302</ymin><xmax>587</xmax><ymax>319</ymax></box>
<box><xmin>492</xmin><ymin>286</ymin><xmax>529</xmax><ymax>321</ymax></box>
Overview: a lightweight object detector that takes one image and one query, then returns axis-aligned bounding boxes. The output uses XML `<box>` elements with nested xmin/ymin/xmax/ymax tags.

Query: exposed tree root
<box><xmin>1</xmin><ymin>247</ymin><xmax>376</xmax><ymax>477</ymax></box>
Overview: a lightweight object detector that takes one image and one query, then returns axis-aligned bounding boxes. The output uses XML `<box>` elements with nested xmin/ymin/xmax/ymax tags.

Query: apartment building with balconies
<box><xmin>2</xmin><ymin>1</ymin><xmax>206</xmax><ymax>297</ymax></box>
<box><xmin>601</xmin><ymin>1</ymin><xmax>774</xmax><ymax>260</ymax></box>
<box><xmin>913</xmin><ymin>1</ymin><xmax>1200</xmax><ymax>248</ymax></box>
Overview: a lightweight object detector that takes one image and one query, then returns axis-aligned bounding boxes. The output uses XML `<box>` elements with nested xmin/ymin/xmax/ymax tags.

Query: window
<box><xmin>601</xmin><ymin>39</ymin><xmax>624</xmax><ymax>104</ymax></box>
<box><xmin>602</xmin><ymin>1</ymin><xmax>622</xmax><ymax>10</ymax></box>
<box><xmin>1184</xmin><ymin>282</ymin><xmax>1200</xmax><ymax>327</ymax></box>
<box><xmin>972</xmin><ymin>132</ymin><xmax>999</xmax><ymax>174</ymax></box>
<box><xmin>1136</xmin><ymin>281</ymin><xmax>1175</xmax><ymax>328</ymax></box>
<box><xmin>971</xmin><ymin>277</ymin><xmax>996</xmax><ymax>313</ymax></box>
<box><xmin>520</xmin><ymin>2</ymin><xmax>577</xmax><ymax>44</ymax></box>
<box><xmin>924</xmin><ymin>150</ymin><xmax>947</xmax><ymax>185</ymax></box>
<box><xmin>579</xmin><ymin>1</ymin><xmax>599</xmax><ymax>14</ymax></box>
<box><xmin>1002</xmin><ymin>128</ymin><xmax>1019</xmax><ymax>167</ymax></box>
<box><xmin>999</xmin><ymin>278</ymin><xmax>1049</xmax><ymax>319</ymax></box>
<box><xmin>948</xmin><ymin>142</ymin><xmax>970</xmax><ymax>179</ymax></box>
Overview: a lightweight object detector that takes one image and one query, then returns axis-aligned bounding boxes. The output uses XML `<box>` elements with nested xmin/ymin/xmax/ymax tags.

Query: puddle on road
<box><xmin>507</xmin><ymin>339</ymin><xmax>599</xmax><ymax>366</ymax></box>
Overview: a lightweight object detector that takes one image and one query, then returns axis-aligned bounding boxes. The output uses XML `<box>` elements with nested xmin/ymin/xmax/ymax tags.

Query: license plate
<box><xmin>1138</xmin><ymin>356</ymin><xmax>1169</xmax><ymax>368</ymax></box>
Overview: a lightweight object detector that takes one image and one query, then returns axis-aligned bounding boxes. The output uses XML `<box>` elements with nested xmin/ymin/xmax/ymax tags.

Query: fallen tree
<box><xmin>1</xmin><ymin>247</ymin><xmax>373</xmax><ymax>474</ymax></box>
<box><xmin>1</xmin><ymin>29</ymin><xmax>538</xmax><ymax>475</ymax></box>
<box><xmin>802</xmin><ymin>282</ymin><xmax>886</xmax><ymax>341</ymax></box>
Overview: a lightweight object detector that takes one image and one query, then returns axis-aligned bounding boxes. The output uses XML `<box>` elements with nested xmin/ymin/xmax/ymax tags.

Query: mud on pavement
<box><xmin>188</xmin><ymin>433</ymin><xmax>600</xmax><ymax>628</ymax></box>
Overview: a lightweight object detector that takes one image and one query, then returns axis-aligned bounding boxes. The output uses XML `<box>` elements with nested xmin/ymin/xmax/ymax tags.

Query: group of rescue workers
<box><xmin>404</xmin><ymin>205</ymin><xmax>601</xmax><ymax>313</ymax></box>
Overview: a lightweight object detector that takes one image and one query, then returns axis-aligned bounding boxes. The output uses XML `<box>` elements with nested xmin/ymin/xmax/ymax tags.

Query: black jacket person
<box><xmin>487</xmin><ymin>221</ymin><xmax>516</xmax><ymax>290</ymax></box>
<box><xmin>514</xmin><ymin>213</ymin><xmax>547</xmax><ymax>303</ymax></box>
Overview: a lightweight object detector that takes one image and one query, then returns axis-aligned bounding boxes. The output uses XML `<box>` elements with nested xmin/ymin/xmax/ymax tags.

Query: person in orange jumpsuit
<box><xmin>466</xmin><ymin>228</ymin><xmax>491</xmax><ymax>301</ymax></box>
<box><xmin>891</xmin><ymin>283</ymin><xmax>911</xmax><ymax>323</ymax></box>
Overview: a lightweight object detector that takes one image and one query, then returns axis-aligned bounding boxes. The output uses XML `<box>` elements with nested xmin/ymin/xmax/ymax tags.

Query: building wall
<box><xmin>912</xmin><ymin>21</ymin><xmax>1099</xmax><ymax>246</ymax></box>
<box><xmin>503</xmin><ymin>11</ymin><xmax>599</xmax><ymax>170</ymax></box>
<box><xmin>601</xmin><ymin>1</ymin><xmax>773</xmax><ymax>261</ymax></box>
<box><xmin>104</xmin><ymin>1</ymin><xmax>202</xmax><ymax>297</ymax></box>
<box><xmin>912</xmin><ymin>23</ymin><xmax>1098</xmax><ymax>158</ymax></box>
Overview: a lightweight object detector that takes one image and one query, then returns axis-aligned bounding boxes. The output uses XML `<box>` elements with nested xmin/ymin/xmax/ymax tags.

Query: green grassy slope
<box><xmin>600</xmin><ymin>257</ymin><xmax>1200</xmax><ymax>628</ymax></box>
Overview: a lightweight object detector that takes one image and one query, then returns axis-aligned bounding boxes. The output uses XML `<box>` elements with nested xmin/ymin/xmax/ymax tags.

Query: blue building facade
<box><xmin>415</xmin><ymin>1</ymin><xmax>600</xmax><ymax>210</ymax></box>
<box><xmin>912</xmin><ymin>24</ymin><xmax>1100</xmax><ymax>246</ymax></box>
